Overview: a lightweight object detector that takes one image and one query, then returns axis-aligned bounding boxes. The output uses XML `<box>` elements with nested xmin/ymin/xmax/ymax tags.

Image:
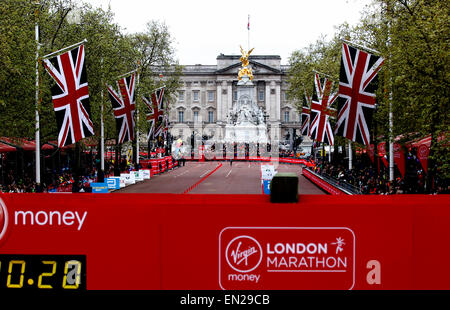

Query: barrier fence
<box><xmin>184</xmin><ymin>156</ymin><xmax>316</xmax><ymax>167</ymax></box>
<box><xmin>0</xmin><ymin>194</ymin><xmax>449</xmax><ymax>290</ymax></box>
<box><xmin>303</xmin><ymin>168</ymin><xmax>356</xmax><ymax>195</ymax></box>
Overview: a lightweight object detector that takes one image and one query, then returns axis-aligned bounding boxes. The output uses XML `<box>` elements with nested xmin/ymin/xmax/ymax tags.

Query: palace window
<box><xmin>178</xmin><ymin>110</ymin><xmax>184</xmax><ymax>123</ymax></box>
<box><xmin>178</xmin><ymin>91</ymin><xmax>185</xmax><ymax>102</ymax></box>
<box><xmin>193</xmin><ymin>90</ymin><xmax>199</xmax><ymax>102</ymax></box>
<box><xmin>208</xmin><ymin>91</ymin><xmax>215</xmax><ymax>102</ymax></box>
<box><xmin>233</xmin><ymin>91</ymin><xmax>238</xmax><ymax>101</ymax></box>
<box><xmin>284</xmin><ymin>110</ymin><xmax>290</xmax><ymax>122</ymax></box>
<box><xmin>208</xmin><ymin>111</ymin><xmax>214</xmax><ymax>123</ymax></box>
<box><xmin>193</xmin><ymin>110</ymin><xmax>199</xmax><ymax>122</ymax></box>
<box><xmin>258</xmin><ymin>90</ymin><xmax>265</xmax><ymax>101</ymax></box>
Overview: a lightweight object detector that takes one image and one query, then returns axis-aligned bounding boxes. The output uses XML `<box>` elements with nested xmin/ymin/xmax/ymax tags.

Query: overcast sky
<box><xmin>83</xmin><ymin>0</ymin><xmax>372</xmax><ymax>65</ymax></box>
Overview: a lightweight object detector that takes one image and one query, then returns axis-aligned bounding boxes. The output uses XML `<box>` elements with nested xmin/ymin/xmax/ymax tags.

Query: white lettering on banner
<box><xmin>267</xmin><ymin>243</ymin><xmax>327</xmax><ymax>255</ymax></box>
<box><xmin>228</xmin><ymin>273</ymin><xmax>261</xmax><ymax>283</ymax></box>
<box><xmin>266</xmin><ymin>256</ymin><xmax>347</xmax><ymax>270</ymax></box>
<box><xmin>14</xmin><ymin>210</ymin><xmax>87</xmax><ymax>231</ymax></box>
<box><xmin>366</xmin><ymin>260</ymin><xmax>381</xmax><ymax>284</ymax></box>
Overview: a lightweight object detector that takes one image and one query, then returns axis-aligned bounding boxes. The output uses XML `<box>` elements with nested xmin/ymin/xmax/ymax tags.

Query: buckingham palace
<box><xmin>168</xmin><ymin>53</ymin><xmax>302</xmax><ymax>148</ymax></box>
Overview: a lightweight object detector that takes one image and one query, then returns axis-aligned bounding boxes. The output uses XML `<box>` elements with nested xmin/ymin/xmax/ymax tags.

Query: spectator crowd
<box><xmin>312</xmin><ymin>154</ymin><xmax>448</xmax><ymax>195</ymax></box>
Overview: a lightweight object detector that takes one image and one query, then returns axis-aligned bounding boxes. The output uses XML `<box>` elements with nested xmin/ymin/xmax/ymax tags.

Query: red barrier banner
<box><xmin>279</xmin><ymin>158</ymin><xmax>315</xmax><ymax>167</ymax></box>
<box><xmin>393</xmin><ymin>143</ymin><xmax>405</xmax><ymax>178</ymax></box>
<box><xmin>0</xmin><ymin>194</ymin><xmax>449</xmax><ymax>290</ymax></box>
<box><xmin>161</xmin><ymin>159</ymin><xmax>167</xmax><ymax>173</ymax></box>
<box><xmin>152</xmin><ymin>161</ymin><xmax>159</xmax><ymax>174</ymax></box>
<box><xmin>184</xmin><ymin>156</ymin><xmax>315</xmax><ymax>167</ymax></box>
<box><xmin>368</xmin><ymin>144</ymin><xmax>375</xmax><ymax>163</ymax></box>
<box><xmin>414</xmin><ymin>137</ymin><xmax>431</xmax><ymax>173</ymax></box>
<box><xmin>377</xmin><ymin>142</ymin><xmax>388</xmax><ymax>168</ymax></box>
<box><xmin>302</xmin><ymin>169</ymin><xmax>347</xmax><ymax>195</ymax></box>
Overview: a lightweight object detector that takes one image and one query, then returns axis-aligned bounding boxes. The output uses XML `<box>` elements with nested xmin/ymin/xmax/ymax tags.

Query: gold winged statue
<box><xmin>238</xmin><ymin>45</ymin><xmax>254</xmax><ymax>81</ymax></box>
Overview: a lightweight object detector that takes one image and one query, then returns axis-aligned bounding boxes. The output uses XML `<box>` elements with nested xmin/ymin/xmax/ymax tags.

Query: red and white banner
<box><xmin>413</xmin><ymin>136</ymin><xmax>431</xmax><ymax>173</ymax></box>
<box><xmin>0</xmin><ymin>194</ymin><xmax>449</xmax><ymax>290</ymax></box>
<box><xmin>368</xmin><ymin>144</ymin><xmax>375</xmax><ymax>163</ymax></box>
<box><xmin>393</xmin><ymin>143</ymin><xmax>405</xmax><ymax>178</ymax></box>
<box><xmin>377</xmin><ymin>142</ymin><xmax>388</xmax><ymax>168</ymax></box>
<box><xmin>0</xmin><ymin>193</ymin><xmax>450</xmax><ymax>290</ymax></box>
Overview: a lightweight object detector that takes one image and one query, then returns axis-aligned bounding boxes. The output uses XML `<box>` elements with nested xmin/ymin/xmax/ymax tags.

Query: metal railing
<box><xmin>305</xmin><ymin>168</ymin><xmax>362</xmax><ymax>195</ymax></box>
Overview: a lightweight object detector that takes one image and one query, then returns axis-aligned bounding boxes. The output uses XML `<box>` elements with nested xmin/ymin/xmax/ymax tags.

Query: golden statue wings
<box><xmin>238</xmin><ymin>46</ymin><xmax>254</xmax><ymax>81</ymax></box>
<box><xmin>240</xmin><ymin>45</ymin><xmax>254</xmax><ymax>67</ymax></box>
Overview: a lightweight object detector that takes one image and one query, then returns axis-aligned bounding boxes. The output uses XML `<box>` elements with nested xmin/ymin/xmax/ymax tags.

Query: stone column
<box><xmin>270</xmin><ymin>81</ymin><xmax>277</xmax><ymax>122</ymax></box>
<box><xmin>216</xmin><ymin>83</ymin><xmax>222</xmax><ymax>122</ymax></box>
<box><xmin>227</xmin><ymin>81</ymin><xmax>232</xmax><ymax>120</ymax></box>
<box><xmin>275</xmin><ymin>81</ymin><xmax>281</xmax><ymax>122</ymax></box>
<box><xmin>265</xmin><ymin>82</ymin><xmax>271</xmax><ymax>120</ymax></box>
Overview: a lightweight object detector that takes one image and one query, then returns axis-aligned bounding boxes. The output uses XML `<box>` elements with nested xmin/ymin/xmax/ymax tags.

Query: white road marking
<box><xmin>225</xmin><ymin>169</ymin><xmax>232</xmax><ymax>178</ymax></box>
<box><xmin>174</xmin><ymin>169</ymin><xmax>190</xmax><ymax>178</ymax></box>
<box><xmin>199</xmin><ymin>168</ymin><xmax>212</xmax><ymax>178</ymax></box>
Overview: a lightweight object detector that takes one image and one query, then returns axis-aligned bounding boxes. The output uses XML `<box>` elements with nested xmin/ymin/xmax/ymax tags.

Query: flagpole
<box><xmin>117</xmin><ymin>69</ymin><xmax>137</xmax><ymax>80</ymax></box>
<box><xmin>348</xmin><ymin>140</ymin><xmax>352</xmax><ymax>170</ymax></box>
<box><xmin>42</xmin><ymin>39</ymin><xmax>87</xmax><ymax>59</ymax></box>
<box><xmin>35</xmin><ymin>2</ymin><xmax>41</xmax><ymax>187</ymax></box>
<box><xmin>389</xmin><ymin>94</ymin><xmax>394</xmax><ymax>181</ymax></box>
<box><xmin>100</xmin><ymin>58</ymin><xmax>105</xmax><ymax>172</ymax></box>
<box><xmin>341</xmin><ymin>39</ymin><xmax>381</xmax><ymax>55</ymax></box>
<box><xmin>135</xmin><ymin>61</ymin><xmax>141</xmax><ymax>168</ymax></box>
<box><xmin>312</xmin><ymin>70</ymin><xmax>335</xmax><ymax>81</ymax></box>
<box><xmin>247</xmin><ymin>14</ymin><xmax>250</xmax><ymax>51</ymax></box>
<box><xmin>151</xmin><ymin>85</ymin><xmax>166</xmax><ymax>93</ymax></box>
<box><xmin>386</xmin><ymin>2</ymin><xmax>394</xmax><ymax>182</ymax></box>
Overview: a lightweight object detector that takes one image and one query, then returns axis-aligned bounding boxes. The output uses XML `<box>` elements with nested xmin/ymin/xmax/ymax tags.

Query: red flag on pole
<box><xmin>378</xmin><ymin>142</ymin><xmax>388</xmax><ymax>168</ymax></box>
<box><xmin>413</xmin><ymin>136</ymin><xmax>431</xmax><ymax>173</ymax></box>
<box><xmin>368</xmin><ymin>144</ymin><xmax>375</xmax><ymax>163</ymax></box>
<box><xmin>393</xmin><ymin>143</ymin><xmax>405</xmax><ymax>178</ymax></box>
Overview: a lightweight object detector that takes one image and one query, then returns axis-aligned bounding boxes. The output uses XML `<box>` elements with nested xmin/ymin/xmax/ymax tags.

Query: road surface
<box><xmin>115</xmin><ymin>161</ymin><xmax>326</xmax><ymax>195</ymax></box>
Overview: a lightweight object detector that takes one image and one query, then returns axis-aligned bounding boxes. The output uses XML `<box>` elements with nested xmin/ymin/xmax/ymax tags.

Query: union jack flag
<box><xmin>42</xmin><ymin>44</ymin><xmax>94</xmax><ymax>148</ymax></box>
<box><xmin>107</xmin><ymin>73</ymin><xmax>136</xmax><ymax>144</ymax></box>
<box><xmin>300</xmin><ymin>92</ymin><xmax>311</xmax><ymax>136</ymax></box>
<box><xmin>143</xmin><ymin>87</ymin><xmax>166</xmax><ymax>141</ymax></box>
<box><xmin>335</xmin><ymin>42</ymin><xmax>384</xmax><ymax>145</ymax></box>
<box><xmin>309</xmin><ymin>73</ymin><xmax>337</xmax><ymax>145</ymax></box>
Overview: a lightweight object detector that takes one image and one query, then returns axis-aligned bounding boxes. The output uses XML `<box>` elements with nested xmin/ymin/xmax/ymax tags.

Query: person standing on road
<box><xmin>230</xmin><ymin>158</ymin><xmax>233</xmax><ymax>166</ymax></box>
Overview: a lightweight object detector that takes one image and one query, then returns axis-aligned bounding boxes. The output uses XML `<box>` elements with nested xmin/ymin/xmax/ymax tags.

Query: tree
<box><xmin>374</xmin><ymin>0</ymin><xmax>449</xmax><ymax>186</ymax></box>
<box><xmin>287</xmin><ymin>0</ymin><xmax>449</xmax><ymax>187</ymax></box>
<box><xmin>0</xmin><ymin>0</ymin><xmax>38</xmax><ymax>138</ymax></box>
<box><xmin>287</xmin><ymin>24</ymin><xmax>354</xmax><ymax>159</ymax></box>
<box><xmin>130</xmin><ymin>21</ymin><xmax>182</xmax><ymax>143</ymax></box>
<box><xmin>0</xmin><ymin>0</ymin><xmax>181</xmax><ymax>185</ymax></box>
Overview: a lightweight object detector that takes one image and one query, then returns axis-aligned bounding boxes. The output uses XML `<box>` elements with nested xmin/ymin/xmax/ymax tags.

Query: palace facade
<box><xmin>168</xmin><ymin>54</ymin><xmax>302</xmax><ymax>147</ymax></box>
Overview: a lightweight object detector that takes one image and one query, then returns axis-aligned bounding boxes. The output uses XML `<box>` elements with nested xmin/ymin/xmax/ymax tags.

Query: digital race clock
<box><xmin>0</xmin><ymin>254</ymin><xmax>86</xmax><ymax>290</ymax></box>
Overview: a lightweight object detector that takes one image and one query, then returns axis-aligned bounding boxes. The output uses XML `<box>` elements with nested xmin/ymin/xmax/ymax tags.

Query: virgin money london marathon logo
<box><xmin>219</xmin><ymin>227</ymin><xmax>355</xmax><ymax>290</ymax></box>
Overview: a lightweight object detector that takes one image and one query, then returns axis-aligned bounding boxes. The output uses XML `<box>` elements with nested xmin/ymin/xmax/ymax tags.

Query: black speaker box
<box><xmin>270</xmin><ymin>172</ymin><xmax>299</xmax><ymax>203</ymax></box>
